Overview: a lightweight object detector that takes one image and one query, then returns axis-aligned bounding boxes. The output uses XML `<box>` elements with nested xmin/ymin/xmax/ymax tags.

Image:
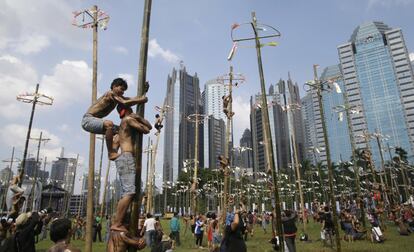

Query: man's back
<box><xmin>86</xmin><ymin>91</ymin><xmax>117</xmax><ymax>118</ymax></box>
<box><xmin>170</xmin><ymin>217</ymin><xmax>180</xmax><ymax>232</ymax></box>
<box><xmin>144</xmin><ymin>218</ymin><xmax>156</xmax><ymax>231</ymax></box>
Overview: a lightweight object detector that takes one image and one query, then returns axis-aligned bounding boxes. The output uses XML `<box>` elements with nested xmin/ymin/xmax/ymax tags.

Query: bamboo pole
<box><xmin>129</xmin><ymin>0</ymin><xmax>152</xmax><ymax>245</ymax></box>
<box><xmin>85</xmin><ymin>5</ymin><xmax>98</xmax><ymax>252</ymax></box>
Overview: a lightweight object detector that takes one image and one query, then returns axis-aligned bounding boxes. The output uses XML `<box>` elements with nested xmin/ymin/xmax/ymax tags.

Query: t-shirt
<box><xmin>144</xmin><ymin>218</ymin><xmax>156</xmax><ymax>231</ymax></box>
<box><xmin>195</xmin><ymin>220</ymin><xmax>204</xmax><ymax>234</ymax></box>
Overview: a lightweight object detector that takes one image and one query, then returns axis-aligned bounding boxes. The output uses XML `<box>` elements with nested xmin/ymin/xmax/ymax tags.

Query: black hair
<box><xmin>284</xmin><ymin>209</ymin><xmax>292</xmax><ymax>217</ymax></box>
<box><xmin>111</xmin><ymin>78</ymin><xmax>128</xmax><ymax>90</ymax></box>
<box><xmin>50</xmin><ymin>218</ymin><xmax>72</xmax><ymax>243</ymax></box>
<box><xmin>155</xmin><ymin>114</ymin><xmax>160</xmax><ymax>118</ymax></box>
<box><xmin>146</xmin><ymin>213</ymin><xmax>152</xmax><ymax>218</ymax></box>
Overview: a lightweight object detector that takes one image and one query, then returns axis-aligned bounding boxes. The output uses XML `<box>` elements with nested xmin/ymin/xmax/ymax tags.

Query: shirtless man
<box><xmin>218</xmin><ymin>155</ymin><xmax>230</xmax><ymax>176</ymax></box>
<box><xmin>154</xmin><ymin>114</ymin><xmax>163</xmax><ymax>135</ymax></box>
<box><xmin>81</xmin><ymin>78</ymin><xmax>148</xmax><ymax>160</ymax></box>
<box><xmin>111</xmin><ymin>103</ymin><xmax>152</xmax><ymax>232</ymax></box>
<box><xmin>222</xmin><ymin>94</ymin><xmax>234</xmax><ymax>119</ymax></box>
<box><xmin>10</xmin><ymin>169</ymin><xmax>24</xmax><ymax>198</ymax></box>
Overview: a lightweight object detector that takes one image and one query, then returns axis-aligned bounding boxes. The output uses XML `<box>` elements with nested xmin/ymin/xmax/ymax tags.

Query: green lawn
<box><xmin>36</xmin><ymin>219</ymin><xmax>413</xmax><ymax>251</ymax></box>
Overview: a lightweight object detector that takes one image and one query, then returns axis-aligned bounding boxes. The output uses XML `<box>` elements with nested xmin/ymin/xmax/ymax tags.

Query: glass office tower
<box><xmin>338</xmin><ymin>21</ymin><xmax>414</xmax><ymax>165</ymax></box>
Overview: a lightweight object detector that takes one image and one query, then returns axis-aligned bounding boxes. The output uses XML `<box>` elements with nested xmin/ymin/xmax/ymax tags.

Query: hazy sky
<box><xmin>1</xmin><ymin>0</ymin><xmax>414</xmax><ymax>194</ymax></box>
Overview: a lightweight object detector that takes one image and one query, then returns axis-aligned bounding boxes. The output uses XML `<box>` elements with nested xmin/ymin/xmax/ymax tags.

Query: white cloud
<box><xmin>0</xmin><ymin>0</ymin><xmax>89</xmax><ymax>53</ymax></box>
<box><xmin>148</xmin><ymin>39</ymin><xmax>180</xmax><ymax>64</ymax></box>
<box><xmin>113</xmin><ymin>46</ymin><xmax>128</xmax><ymax>55</ymax></box>
<box><xmin>13</xmin><ymin>34</ymin><xmax>50</xmax><ymax>55</ymax></box>
<box><xmin>409</xmin><ymin>52</ymin><xmax>414</xmax><ymax>62</ymax></box>
<box><xmin>40</xmin><ymin>60</ymin><xmax>92</xmax><ymax>107</ymax></box>
<box><xmin>0</xmin><ymin>55</ymin><xmax>39</xmax><ymax>119</ymax></box>
<box><xmin>118</xmin><ymin>73</ymin><xmax>135</xmax><ymax>90</ymax></box>
<box><xmin>232</xmin><ymin>95</ymin><xmax>251</xmax><ymax>141</ymax></box>
<box><xmin>0</xmin><ymin>123</ymin><xmax>85</xmax><ymax>169</ymax></box>
<box><xmin>0</xmin><ymin>55</ymin><xmax>92</xmax><ymax>119</ymax></box>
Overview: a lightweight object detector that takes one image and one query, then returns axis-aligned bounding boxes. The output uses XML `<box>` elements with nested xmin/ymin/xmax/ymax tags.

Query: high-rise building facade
<box><xmin>250</xmin><ymin>87</ymin><xmax>287</xmax><ymax>172</ymax></box>
<box><xmin>338</xmin><ymin>21</ymin><xmax>414</xmax><ymax>164</ymax></box>
<box><xmin>301</xmin><ymin>92</ymin><xmax>319</xmax><ymax>164</ymax></box>
<box><xmin>236</xmin><ymin>129</ymin><xmax>254</xmax><ymax>169</ymax></box>
<box><xmin>202</xmin><ymin>79</ymin><xmax>228</xmax><ymax>169</ymax></box>
<box><xmin>205</xmin><ymin>117</ymin><xmax>225</xmax><ymax>169</ymax></box>
<box><xmin>163</xmin><ymin>66</ymin><xmax>203</xmax><ymax>183</ymax></box>
<box><xmin>285</xmin><ymin>77</ymin><xmax>306</xmax><ymax>163</ymax></box>
<box><xmin>50</xmin><ymin>157</ymin><xmax>77</xmax><ymax>193</ymax></box>
<box><xmin>302</xmin><ymin>65</ymin><xmax>354</xmax><ymax>165</ymax></box>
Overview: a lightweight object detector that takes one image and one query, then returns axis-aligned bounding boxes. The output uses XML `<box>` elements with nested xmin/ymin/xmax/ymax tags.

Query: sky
<box><xmin>1</xmin><ymin>0</ymin><xmax>414</xmax><ymax>195</ymax></box>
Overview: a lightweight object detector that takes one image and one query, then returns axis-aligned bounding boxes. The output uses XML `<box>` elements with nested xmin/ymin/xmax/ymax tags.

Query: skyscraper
<box><xmin>250</xmin><ymin>86</ymin><xmax>287</xmax><ymax>172</ymax></box>
<box><xmin>338</xmin><ymin>21</ymin><xmax>414</xmax><ymax>164</ymax></box>
<box><xmin>238</xmin><ymin>129</ymin><xmax>254</xmax><ymax>169</ymax></box>
<box><xmin>50</xmin><ymin>156</ymin><xmax>77</xmax><ymax>193</ymax></box>
<box><xmin>304</xmin><ymin>65</ymin><xmax>353</xmax><ymax>165</ymax></box>
<box><xmin>301</xmin><ymin>92</ymin><xmax>319</xmax><ymax>164</ymax></box>
<box><xmin>202</xmin><ymin>78</ymin><xmax>228</xmax><ymax>169</ymax></box>
<box><xmin>163</xmin><ymin>65</ymin><xmax>203</xmax><ymax>183</ymax></box>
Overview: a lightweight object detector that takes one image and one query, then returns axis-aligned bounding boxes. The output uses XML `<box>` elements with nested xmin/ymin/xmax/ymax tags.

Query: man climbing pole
<box><xmin>111</xmin><ymin>103</ymin><xmax>152</xmax><ymax>233</ymax></box>
<box><xmin>81</xmin><ymin>78</ymin><xmax>148</xmax><ymax>160</ymax></box>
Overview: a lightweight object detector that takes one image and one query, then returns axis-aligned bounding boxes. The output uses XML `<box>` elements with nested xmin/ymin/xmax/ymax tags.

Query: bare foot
<box><xmin>109</xmin><ymin>152</ymin><xmax>119</xmax><ymax>161</ymax></box>
<box><xmin>111</xmin><ymin>224</ymin><xmax>128</xmax><ymax>232</ymax></box>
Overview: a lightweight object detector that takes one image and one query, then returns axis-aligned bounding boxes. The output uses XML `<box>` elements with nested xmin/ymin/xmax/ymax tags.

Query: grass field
<box><xmin>36</xmin><ymin>219</ymin><xmax>413</xmax><ymax>251</ymax></box>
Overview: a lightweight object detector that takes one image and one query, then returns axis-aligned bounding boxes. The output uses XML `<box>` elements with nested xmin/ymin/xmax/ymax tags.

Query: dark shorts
<box><xmin>115</xmin><ymin>152</ymin><xmax>136</xmax><ymax>197</ymax></box>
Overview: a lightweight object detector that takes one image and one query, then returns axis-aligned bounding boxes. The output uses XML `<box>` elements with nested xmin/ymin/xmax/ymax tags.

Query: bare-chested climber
<box><xmin>81</xmin><ymin>78</ymin><xmax>148</xmax><ymax>160</ymax></box>
<box><xmin>222</xmin><ymin>94</ymin><xmax>235</xmax><ymax>119</ymax></box>
<box><xmin>110</xmin><ymin>103</ymin><xmax>152</xmax><ymax>232</ymax></box>
<box><xmin>154</xmin><ymin>114</ymin><xmax>163</xmax><ymax>136</ymax></box>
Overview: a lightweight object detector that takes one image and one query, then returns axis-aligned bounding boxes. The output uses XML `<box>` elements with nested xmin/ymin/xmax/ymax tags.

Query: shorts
<box><xmin>115</xmin><ymin>152</ymin><xmax>136</xmax><ymax>197</ymax></box>
<box><xmin>10</xmin><ymin>185</ymin><xmax>24</xmax><ymax>194</ymax></box>
<box><xmin>213</xmin><ymin>233</ymin><xmax>222</xmax><ymax>244</ymax></box>
<box><xmin>81</xmin><ymin>114</ymin><xmax>104</xmax><ymax>134</ymax></box>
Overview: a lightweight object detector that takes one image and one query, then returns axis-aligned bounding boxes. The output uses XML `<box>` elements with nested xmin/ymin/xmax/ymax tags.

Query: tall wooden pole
<box><xmin>145</xmin><ymin>139</ymin><xmax>151</xmax><ymax>213</ymax></box>
<box><xmin>85</xmin><ymin>5</ymin><xmax>98</xmax><ymax>252</ymax></box>
<box><xmin>66</xmin><ymin>154</ymin><xmax>79</xmax><ymax>217</ymax></box>
<box><xmin>28</xmin><ymin>132</ymin><xmax>43</xmax><ymax>211</ymax></box>
<box><xmin>251</xmin><ymin>12</ymin><xmax>284</xmax><ymax>247</ymax></box>
<box><xmin>192</xmin><ymin>108</ymin><xmax>200</xmax><ymax>215</ymax></box>
<box><xmin>147</xmin><ymin>140</ymin><xmax>154</xmax><ymax>214</ymax></box>
<box><xmin>100</xmin><ymin>160</ymin><xmax>111</xmax><ymax>217</ymax></box>
<box><xmin>342</xmin><ymin>92</ymin><xmax>366</xmax><ymax>228</ymax></box>
<box><xmin>19</xmin><ymin>84</ymin><xmax>39</xmax><ymax>186</ymax></box>
<box><xmin>282</xmin><ymin>79</ymin><xmax>307</xmax><ymax>233</ymax></box>
<box><xmin>130</xmin><ymin>0</ymin><xmax>152</xmax><ymax>244</ymax></box>
<box><xmin>222</xmin><ymin>66</ymin><xmax>233</xmax><ymax>223</ymax></box>
<box><xmin>96</xmin><ymin>137</ymin><xmax>104</xmax><ymax>213</ymax></box>
<box><xmin>313</xmin><ymin>65</ymin><xmax>341</xmax><ymax>252</ymax></box>
<box><xmin>147</xmin><ymin>102</ymin><xmax>168</xmax><ymax>214</ymax></box>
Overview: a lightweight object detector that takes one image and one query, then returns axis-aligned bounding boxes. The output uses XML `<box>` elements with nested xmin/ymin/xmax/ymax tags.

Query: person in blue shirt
<box><xmin>169</xmin><ymin>212</ymin><xmax>181</xmax><ymax>246</ymax></box>
<box><xmin>194</xmin><ymin>215</ymin><xmax>205</xmax><ymax>248</ymax></box>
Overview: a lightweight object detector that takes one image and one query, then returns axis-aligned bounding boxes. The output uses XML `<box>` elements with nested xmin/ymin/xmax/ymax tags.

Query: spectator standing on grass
<box><xmin>281</xmin><ymin>209</ymin><xmax>297</xmax><ymax>252</ymax></box>
<box><xmin>222</xmin><ymin>205</ymin><xmax>247</xmax><ymax>252</ymax></box>
<box><xmin>140</xmin><ymin>213</ymin><xmax>157</xmax><ymax>248</ymax></box>
<box><xmin>169</xmin><ymin>212</ymin><xmax>180</xmax><ymax>246</ymax></box>
<box><xmin>93</xmin><ymin>215</ymin><xmax>102</xmax><ymax>242</ymax></box>
<box><xmin>194</xmin><ymin>215</ymin><xmax>204</xmax><ymax>248</ymax></box>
